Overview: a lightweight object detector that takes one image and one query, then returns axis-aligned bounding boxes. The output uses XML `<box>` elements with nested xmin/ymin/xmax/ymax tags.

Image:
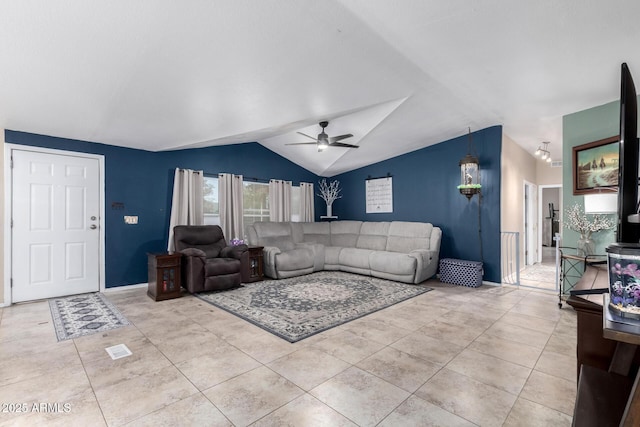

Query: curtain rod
<box><xmin>205</xmin><ymin>173</ymin><xmax>273</xmax><ymax>183</ymax></box>
<box><xmin>204</xmin><ymin>172</ymin><xmax>314</xmax><ymax>186</ymax></box>
<box><xmin>180</xmin><ymin>168</ymin><xmax>312</xmax><ymax>185</ymax></box>
<box><xmin>217</xmin><ymin>173</ymin><xmax>268</xmax><ymax>182</ymax></box>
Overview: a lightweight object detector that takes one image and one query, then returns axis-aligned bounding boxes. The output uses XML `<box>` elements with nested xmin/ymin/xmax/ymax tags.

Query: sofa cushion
<box><xmin>386</xmin><ymin>221</ymin><xmax>433</xmax><ymax>253</ymax></box>
<box><xmin>330</xmin><ymin>221</ymin><xmax>362</xmax><ymax>247</ymax></box>
<box><xmin>356</xmin><ymin>222</ymin><xmax>390</xmax><ymax>250</ymax></box>
<box><xmin>276</xmin><ymin>248</ymin><xmax>315</xmax><ymax>271</ymax></box>
<box><xmin>205</xmin><ymin>258</ymin><xmax>242</xmax><ymax>276</ymax></box>
<box><xmin>252</xmin><ymin>222</ymin><xmax>295</xmax><ymax>251</ymax></box>
<box><xmin>339</xmin><ymin>247</ymin><xmax>373</xmax><ymax>269</ymax></box>
<box><xmin>261</xmin><ymin>236</ymin><xmax>295</xmax><ymax>251</ymax></box>
<box><xmin>174</xmin><ymin>225</ymin><xmax>226</xmax><ymax>258</ymax></box>
<box><xmin>301</xmin><ymin>222</ymin><xmax>331</xmax><ymax>246</ymax></box>
<box><xmin>369</xmin><ymin>251</ymin><xmax>417</xmax><ymax>276</ymax></box>
<box><xmin>323</xmin><ymin>246</ymin><xmax>342</xmax><ymax>266</ymax></box>
<box><xmin>290</xmin><ymin>222</ymin><xmax>304</xmax><ymax>243</ymax></box>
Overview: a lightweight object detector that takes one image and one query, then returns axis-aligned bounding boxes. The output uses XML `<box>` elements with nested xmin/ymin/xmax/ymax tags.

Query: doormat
<box><xmin>196</xmin><ymin>271</ymin><xmax>432</xmax><ymax>343</ymax></box>
<box><xmin>49</xmin><ymin>293</ymin><xmax>130</xmax><ymax>341</ymax></box>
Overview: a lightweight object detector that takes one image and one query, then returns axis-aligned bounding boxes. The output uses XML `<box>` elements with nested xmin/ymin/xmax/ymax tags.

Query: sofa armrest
<box><xmin>221</xmin><ymin>244</ymin><xmax>248</xmax><ymax>260</ymax></box>
<box><xmin>180</xmin><ymin>247</ymin><xmax>207</xmax><ymax>259</ymax></box>
<box><xmin>262</xmin><ymin>246</ymin><xmax>282</xmax><ymax>278</ymax></box>
<box><xmin>408</xmin><ymin>249</ymin><xmax>438</xmax><ymax>284</ymax></box>
<box><xmin>178</xmin><ymin>248</ymin><xmax>206</xmax><ymax>293</ymax></box>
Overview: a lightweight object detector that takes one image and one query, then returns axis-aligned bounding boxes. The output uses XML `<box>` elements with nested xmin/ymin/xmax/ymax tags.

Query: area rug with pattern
<box><xmin>195</xmin><ymin>271</ymin><xmax>432</xmax><ymax>342</ymax></box>
<box><xmin>49</xmin><ymin>293</ymin><xmax>130</xmax><ymax>341</ymax></box>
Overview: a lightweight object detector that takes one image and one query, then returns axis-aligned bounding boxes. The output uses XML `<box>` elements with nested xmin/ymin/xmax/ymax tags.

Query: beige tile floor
<box><xmin>516</xmin><ymin>246</ymin><xmax>558</xmax><ymax>291</ymax></box>
<box><xmin>0</xmin><ymin>279</ymin><xmax>577</xmax><ymax>426</ymax></box>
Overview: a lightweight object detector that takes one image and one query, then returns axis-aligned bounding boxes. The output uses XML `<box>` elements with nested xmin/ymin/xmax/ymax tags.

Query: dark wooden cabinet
<box><xmin>567</xmin><ymin>265</ymin><xmax>640</xmax><ymax>426</ymax></box>
<box><xmin>147</xmin><ymin>252</ymin><xmax>182</xmax><ymax>301</ymax></box>
<box><xmin>244</xmin><ymin>246</ymin><xmax>264</xmax><ymax>283</ymax></box>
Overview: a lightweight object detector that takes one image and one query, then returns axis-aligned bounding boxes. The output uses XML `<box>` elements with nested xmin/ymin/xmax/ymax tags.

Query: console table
<box><xmin>558</xmin><ymin>249</ymin><xmax>606</xmax><ymax>308</ymax></box>
<box><xmin>566</xmin><ymin>264</ymin><xmax>640</xmax><ymax>426</ymax></box>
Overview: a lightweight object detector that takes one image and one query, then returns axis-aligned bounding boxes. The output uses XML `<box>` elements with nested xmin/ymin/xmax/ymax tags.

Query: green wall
<box><xmin>562</xmin><ymin>100</ymin><xmax>619</xmax><ymax>254</ymax></box>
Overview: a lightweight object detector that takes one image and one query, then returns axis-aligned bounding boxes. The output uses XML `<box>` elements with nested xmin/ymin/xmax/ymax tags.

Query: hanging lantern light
<box><xmin>457</xmin><ymin>128</ymin><xmax>481</xmax><ymax>199</ymax></box>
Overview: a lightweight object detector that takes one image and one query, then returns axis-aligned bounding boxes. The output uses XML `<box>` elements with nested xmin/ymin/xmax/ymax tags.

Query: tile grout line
<box><xmin>71</xmin><ymin>337</ymin><xmax>110</xmax><ymax>427</ymax></box>
<box><xmin>3</xmin><ymin>280</ymin><xmax>576</xmax><ymax>426</ymax></box>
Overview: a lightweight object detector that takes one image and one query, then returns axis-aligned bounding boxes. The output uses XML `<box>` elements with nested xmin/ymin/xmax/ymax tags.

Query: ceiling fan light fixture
<box><xmin>285</xmin><ymin>121</ymin><xmax>358</xmax><ymax>151</ymax></box>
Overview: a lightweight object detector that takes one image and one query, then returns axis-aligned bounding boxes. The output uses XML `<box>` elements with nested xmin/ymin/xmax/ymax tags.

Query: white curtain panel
<box><xmin>269</xmin><ymin>179</ymin><xmax>292</xmax><ymax>221</ymax></box>
<box><xmin>300</xmin><ymin>182</ymin><xmax>315</xmax><ymax>222</ymax></box>
<box><xmin>219</xmin><ymin>173</ymin><xmax>244</xmax><ymax>240</ymax></box>
<box><xmin>167</xmin><ymin>168</ymin><xmax>204</xmax><ymax>250</ymax></box>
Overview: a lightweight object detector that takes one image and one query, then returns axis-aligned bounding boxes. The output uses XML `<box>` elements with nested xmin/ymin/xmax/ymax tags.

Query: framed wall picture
<box><xmin>572</xmin><ymin>136</ymin><xmax>619</xmax><ymax>195</ymax></box>
<box><xmin>365</xmin><ymin>176</ymin><xmax>393</xmax><ymax>213</ymax></box>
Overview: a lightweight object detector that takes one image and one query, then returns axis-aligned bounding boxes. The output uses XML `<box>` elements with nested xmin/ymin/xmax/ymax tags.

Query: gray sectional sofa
<box><xmin>246</xmin><ymin>220</ymin><xmax>442</xmax><ymax>284</ymax></box>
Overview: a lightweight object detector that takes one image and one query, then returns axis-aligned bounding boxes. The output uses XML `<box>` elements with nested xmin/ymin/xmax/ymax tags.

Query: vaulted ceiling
<box><xmin>2</xmin><ymin>1</ymin><xmax>640</xmax><ymax>176</ymax></box>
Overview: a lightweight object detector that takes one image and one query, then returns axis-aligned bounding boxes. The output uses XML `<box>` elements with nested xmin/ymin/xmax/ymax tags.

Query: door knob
<box><xmin>90</xmin><ymin>224</ymin><xmax>97</xmax><ymax>230</ymax></box>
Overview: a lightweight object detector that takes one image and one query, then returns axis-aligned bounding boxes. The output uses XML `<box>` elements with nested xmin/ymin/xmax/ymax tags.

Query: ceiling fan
<box><xmin>286</xmin><ymin>121</ymin><xmax>358</xmax><ymax>151</ymax></box>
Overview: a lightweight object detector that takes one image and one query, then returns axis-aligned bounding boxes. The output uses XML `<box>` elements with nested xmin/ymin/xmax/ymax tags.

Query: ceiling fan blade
<box><xmin>329</xmin><ymin>133</ymin><xmax>353</xmax><ymax>143</ymax></box>
<box><xmin>297</xmin><ymin>132</ymin><xmax>318</xmax><ymax>142</ymax></box>
<box><xmin>285</xmin><ymin>142</ymin><xmax>319</xmax><ymax>146</ymax></box>
<box><xmin>329</xmin><ymin>142</ymin><xmax>359</xmax><ymax>148</ymax></box>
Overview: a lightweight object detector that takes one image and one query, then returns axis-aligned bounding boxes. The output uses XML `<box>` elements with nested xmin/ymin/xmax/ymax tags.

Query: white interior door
<box><xmin>11</xmin><ymin>150</ymin><xmax>100</xmax><ymax>302</ymax></box>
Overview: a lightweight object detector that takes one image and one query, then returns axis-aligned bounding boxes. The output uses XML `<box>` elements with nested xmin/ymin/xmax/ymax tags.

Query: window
<box><xmin>290</xmin><ymin>185</ymin><xmax>301</xmax><ymax>222</ymax></box>
<box><xmin>203</xmin><ymin>176</ymin><xmax>301</xmax><ymax>227</ymax></box>
<box><xmin>242</xmin><ymin>181</ymin><xmax>270</xmax><ymax>226</ymax></box>
<box><xmin>203</xmin><ymin>176</ymin><xmax>219</xmax><ymax>225</ymax></box>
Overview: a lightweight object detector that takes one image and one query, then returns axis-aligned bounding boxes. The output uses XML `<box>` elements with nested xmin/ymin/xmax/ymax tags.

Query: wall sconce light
<box><xmin>457</xmin><ymin>128</ymin><xmax>481</xmax><ymax>199</ymax></box>
<box><xmin>534</xmin><ymin>141</ymin><xmax>552</xmax><ymax>163</ymax></box>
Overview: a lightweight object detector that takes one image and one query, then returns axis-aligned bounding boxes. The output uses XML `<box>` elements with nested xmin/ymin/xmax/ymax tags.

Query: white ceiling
<box><xmin>2</xmin><ymin>1</ymin><xmax>640</xmax><ymax>176</ymax></box>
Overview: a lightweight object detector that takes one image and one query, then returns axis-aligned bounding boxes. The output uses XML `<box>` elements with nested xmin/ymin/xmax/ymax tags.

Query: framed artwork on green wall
<box><xmin>572</xmin><ymin>135</ymin><xmax>619</xmax><ymax>195</ymax></box>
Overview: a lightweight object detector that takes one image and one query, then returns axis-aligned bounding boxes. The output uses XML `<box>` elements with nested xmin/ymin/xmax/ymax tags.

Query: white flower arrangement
<box><xmin>564</xmin><ymin>203</ymin><xmax>615</xmax><ymax>236</ymax></box>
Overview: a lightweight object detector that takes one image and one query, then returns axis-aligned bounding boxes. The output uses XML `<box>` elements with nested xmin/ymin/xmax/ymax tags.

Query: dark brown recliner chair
<box><xmin>173</xmin><ymin>225</ymin><xmax>249</xmax><ymax>293</ymax></box>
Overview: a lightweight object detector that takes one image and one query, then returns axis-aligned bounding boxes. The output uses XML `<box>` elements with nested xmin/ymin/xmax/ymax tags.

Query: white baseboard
<box><xmin>482</xmin><ymin>280</ymin><xmax>501</xmax><ymax>287</ymax></box>
<box><xmin>435</xmin><ymin>273</ymin><xmax>501</xmax><ymax>287</ymax></box>
<box><xmin>102</xmin><ymin>283</ymin><xmax>148</xmax><ymax>293</ymax></box>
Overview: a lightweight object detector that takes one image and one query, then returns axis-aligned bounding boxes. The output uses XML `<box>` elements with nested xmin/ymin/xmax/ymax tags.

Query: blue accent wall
<box><xmin>332</xmin><ymin>126</ymin><xmax>503</xmax><ymax>283</ymax></box>
<box><xmin>6</xmin><ymin>126</ymin><xmax>502</xmax><ymax>287</ymax></box>
<box><xmin>5</xmin><ymin>130</ymin><xmax>318</xmax><ymax>288</ymax></box>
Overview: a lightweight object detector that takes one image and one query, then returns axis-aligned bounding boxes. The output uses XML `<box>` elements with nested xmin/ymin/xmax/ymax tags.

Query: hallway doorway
<box><xmin>519</xmin><ymin>185</ymin><xmax>562</xmax><ymax>290</ymax></box>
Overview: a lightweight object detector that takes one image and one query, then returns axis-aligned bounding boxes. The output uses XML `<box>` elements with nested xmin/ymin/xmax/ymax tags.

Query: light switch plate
<box><xmin>124</xmin><ymin>215</ymin><xmax>138</xmax><ymax>224</ymax></box>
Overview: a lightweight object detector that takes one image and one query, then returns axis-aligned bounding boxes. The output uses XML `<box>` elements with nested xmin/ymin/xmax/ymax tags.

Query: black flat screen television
<box><xmin>616</xmin><ymin>62</ymin><xmax>640</xmax><ymax>243</ymax></box>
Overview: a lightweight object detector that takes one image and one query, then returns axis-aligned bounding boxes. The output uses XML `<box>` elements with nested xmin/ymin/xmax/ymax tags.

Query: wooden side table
<box><xmin>244</xmin><ymin>246</ymin><xmax>264</xmax><ymax>283</ymax></box>
<box><xmin>569</xmin><ymin>293</ymin><xmax>640</xmax><ymax>426</ymax></box>
<box><xmin>147</xmin><ymin>252</ymin><xmax>182</xmax><ymax>301</ymax></box>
